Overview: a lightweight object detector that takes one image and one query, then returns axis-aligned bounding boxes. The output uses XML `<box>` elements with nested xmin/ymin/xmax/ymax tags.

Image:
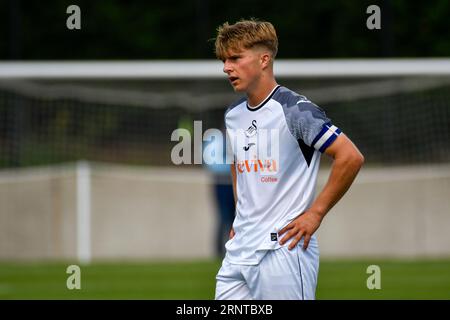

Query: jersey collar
<box><xmin>246</xmin><ymin>85</ymin><xmax>281</xmax><ymax>112</ymax></box>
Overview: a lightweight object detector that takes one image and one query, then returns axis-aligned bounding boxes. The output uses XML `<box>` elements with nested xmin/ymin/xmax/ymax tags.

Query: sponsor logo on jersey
<box><xmin>261</xmin><ymin>176</ymin><xmax>278</xmax><ymax>183</ymax></box>
<box><xmin>236</xmin><ymin>158</ymin><xmax>277</xmax><ymax>174</ymax></box>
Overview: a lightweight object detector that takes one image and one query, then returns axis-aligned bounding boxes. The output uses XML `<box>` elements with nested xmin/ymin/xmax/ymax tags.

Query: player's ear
<box><xmin>260</xmin><ymin>52</ymin><xmax>271</xmax><ymax>69</ymax></box>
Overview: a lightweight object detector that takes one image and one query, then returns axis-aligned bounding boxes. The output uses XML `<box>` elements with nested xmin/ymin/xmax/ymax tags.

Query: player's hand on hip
<box><xmin>278</xmin><ymin>210</ymin><xmax>323</xmax><ymax>250</ymax></box>
<box><xmin>229</xmin><ymin>227</ymin><xmax>235</xmax><ymax>239</ymax></box>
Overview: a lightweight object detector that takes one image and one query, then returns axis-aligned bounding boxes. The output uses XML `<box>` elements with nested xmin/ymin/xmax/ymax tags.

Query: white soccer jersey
<box><xmin>224</xmin><ymin>85</ymin><xmax>341</xmax><ymax>265</ymax></box>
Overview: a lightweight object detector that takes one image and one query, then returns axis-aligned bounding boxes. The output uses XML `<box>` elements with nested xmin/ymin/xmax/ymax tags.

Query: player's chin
<box><xmin>231</xmin><ymin>83</ymin><xmax>247</xmax><ymax>92</ymax></box>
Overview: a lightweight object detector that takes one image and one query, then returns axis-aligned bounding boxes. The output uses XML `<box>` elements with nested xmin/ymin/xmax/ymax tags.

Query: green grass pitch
<box><xmin>0</xmin><ymin>259</ymin><xmax>449</xmax><ymax>299</ymax></box>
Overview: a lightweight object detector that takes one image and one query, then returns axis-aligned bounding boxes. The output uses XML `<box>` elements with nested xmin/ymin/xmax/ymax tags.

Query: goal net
<box><xmin>1</xmin><ymin>59</ymin><xmax>449</xmax><ymax>168</ymax></box>
<box><xmin>1</xmin><ymin>60</ymin><xmax>450</xmax><ymax>262</ymax></box>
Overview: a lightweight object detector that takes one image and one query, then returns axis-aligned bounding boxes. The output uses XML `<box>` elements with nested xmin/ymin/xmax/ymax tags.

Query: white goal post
<box><xmin>1</xmin><ymin>59</ymin><xmax>450</xmax><ymax>79</ymax></box>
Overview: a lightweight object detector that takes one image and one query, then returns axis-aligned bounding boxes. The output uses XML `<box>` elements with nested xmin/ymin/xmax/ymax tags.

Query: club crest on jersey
<box><xmin>245</xmin><ymin>120</ymin><xmax>257</xmax><ymax>137</ymax></box>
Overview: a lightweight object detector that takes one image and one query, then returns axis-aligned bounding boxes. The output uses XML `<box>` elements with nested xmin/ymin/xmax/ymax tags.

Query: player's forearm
<box><xmin>310</xmin><ymin>150</ymin><xmax>364</xmax><ymax>219</ymax></box>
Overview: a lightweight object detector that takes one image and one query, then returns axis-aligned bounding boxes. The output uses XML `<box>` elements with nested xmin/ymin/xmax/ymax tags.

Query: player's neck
<box><xmin>246</xmin><ymin>78</ymin><xmax>278</xmax><ymax>108</ymax></box>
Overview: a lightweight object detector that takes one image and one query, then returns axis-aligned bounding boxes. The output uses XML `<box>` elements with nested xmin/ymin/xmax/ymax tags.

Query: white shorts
<box><xmin>215</xmin><ymin>238</ymin><xmax>319</xmax><ymax>300</ymax></box>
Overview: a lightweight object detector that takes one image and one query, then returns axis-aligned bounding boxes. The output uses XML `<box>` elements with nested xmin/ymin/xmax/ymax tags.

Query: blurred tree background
<box><xmin>1</xmin><ymin>0</ymin><xmax>449</xmax><ymax>60</ymax></box>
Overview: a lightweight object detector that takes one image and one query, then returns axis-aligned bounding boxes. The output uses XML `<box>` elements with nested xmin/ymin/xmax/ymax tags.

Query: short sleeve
<box><xmin>286</xmin><ymin>100</ymin><xmax>341</xmax><ymax>153</ymax></box>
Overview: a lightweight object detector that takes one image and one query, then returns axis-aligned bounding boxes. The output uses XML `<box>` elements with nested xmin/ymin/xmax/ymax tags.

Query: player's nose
<box><xmin>223</xmin><ymin>60</ymin><xmax>232</xmax><ymax>74</ymax></box>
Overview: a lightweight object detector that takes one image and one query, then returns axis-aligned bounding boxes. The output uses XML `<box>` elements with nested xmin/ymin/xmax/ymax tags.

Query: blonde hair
<box><xmin>214</xmin><ymin>19</ymin><xmax>278</xmax><ymax>61</ymax></box>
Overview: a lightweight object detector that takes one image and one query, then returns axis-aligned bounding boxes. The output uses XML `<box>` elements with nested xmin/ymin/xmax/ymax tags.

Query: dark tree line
<box><xmin>1</xmin><ymin>0</ymin><xmax>449</xmax><ymax>60</ymax></box>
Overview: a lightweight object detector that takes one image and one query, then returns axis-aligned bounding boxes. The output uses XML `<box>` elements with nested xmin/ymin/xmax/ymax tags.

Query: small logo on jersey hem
<box><xmin>271</xmin><ymin>233</ymin><xmax>278</xmax><ymax>241</ymax></box>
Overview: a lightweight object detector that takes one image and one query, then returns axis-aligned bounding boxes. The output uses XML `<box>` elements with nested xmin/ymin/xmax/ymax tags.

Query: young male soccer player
<box><xmin>214</xmin><ymin>19</ymin><xmax>364</xmax><ymax>300</ymax></box>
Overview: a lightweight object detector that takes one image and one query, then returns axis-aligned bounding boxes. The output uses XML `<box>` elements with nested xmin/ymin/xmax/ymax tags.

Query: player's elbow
<box><xmin>338</xmin><ymin>146</ymin><xmax>364</xmax><ymax>171</ymax></box>
<box><xmin>349</xmin><ymin>149</ymin><xmax>364</xmax><ymax>170</ymax></box>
